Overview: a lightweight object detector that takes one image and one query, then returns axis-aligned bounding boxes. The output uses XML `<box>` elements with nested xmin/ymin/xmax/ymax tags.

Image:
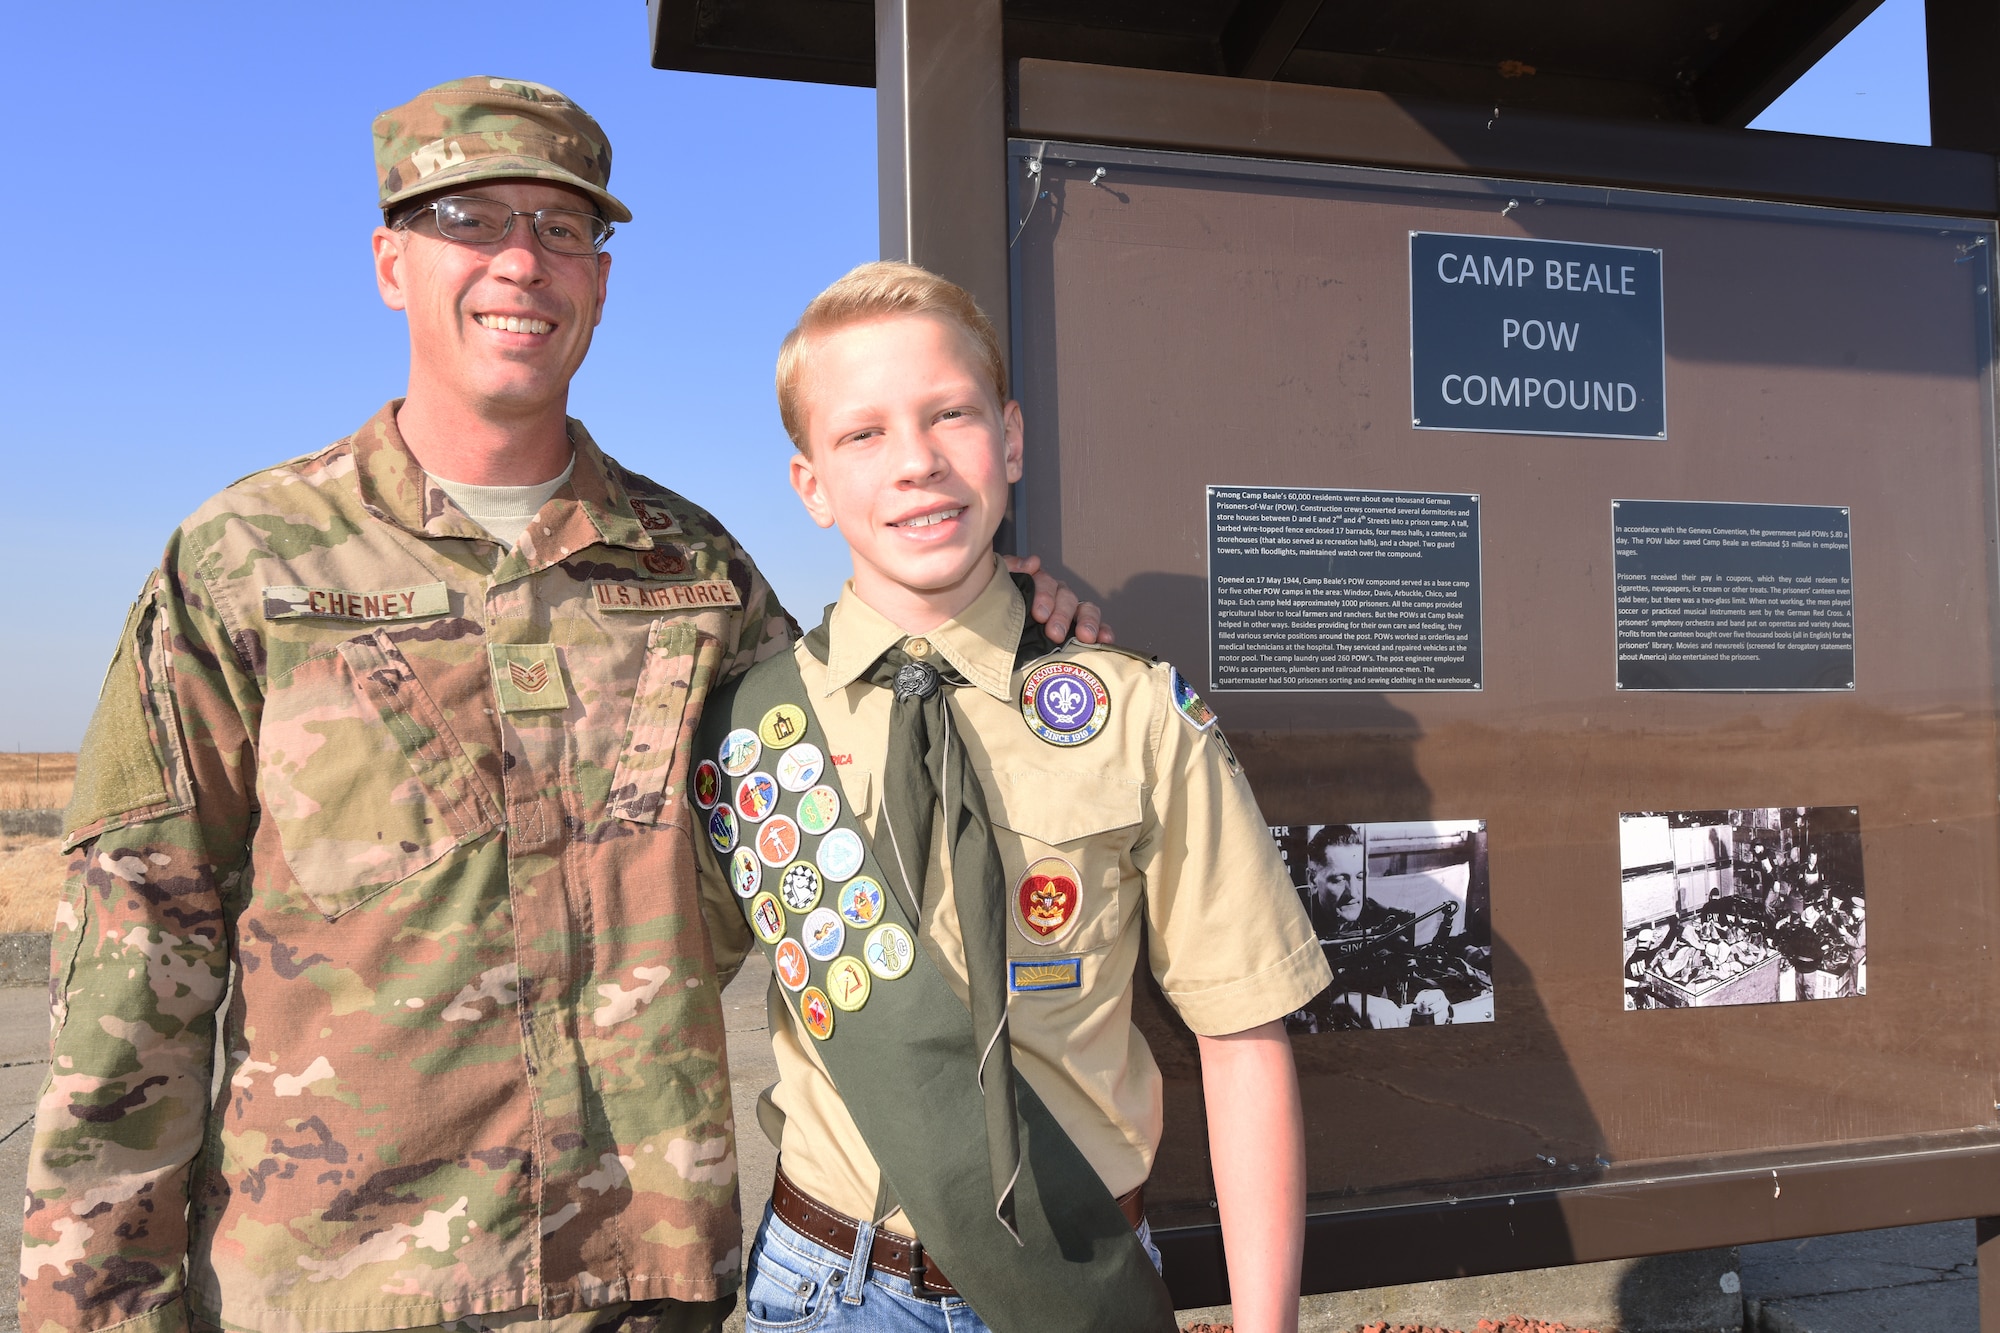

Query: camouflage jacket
<box><xmin>22</xmin><ymin>403</ymin><xmax>794</xmax><ymax>1333</ymax></box>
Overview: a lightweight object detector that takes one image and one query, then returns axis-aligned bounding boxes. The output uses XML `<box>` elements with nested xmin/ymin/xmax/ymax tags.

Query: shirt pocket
<box><xmin>608</xmin><ymin>619</ymin><xmax>723</xmax><ymax>826</ymax></box>
<box><xmin>982</xmin><ymin>768</ymin><xmax>1143</xmax><ymax>956</ymax></box>
<box><xmin>259</xmin><ymin>629</ymin><xmax>499</xmax><ymax>919</ymax></box>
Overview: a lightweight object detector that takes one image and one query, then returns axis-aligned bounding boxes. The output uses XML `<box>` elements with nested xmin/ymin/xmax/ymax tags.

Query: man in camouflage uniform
<box><xmin>21</xmin><ymin>77</ymin><xmax>1095</xmax><ymax>1333</ymax></box>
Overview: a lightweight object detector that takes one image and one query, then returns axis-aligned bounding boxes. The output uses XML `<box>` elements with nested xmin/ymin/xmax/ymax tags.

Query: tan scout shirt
<box><xmin>23</xmin><ymin>403</ymin><xmax>794</xmax><ymax>1333</ymax></box>
<box><xmin>702</xmin><ymin>561</ymin><xmax>1328</xmax><ymax>1235</ymax></box>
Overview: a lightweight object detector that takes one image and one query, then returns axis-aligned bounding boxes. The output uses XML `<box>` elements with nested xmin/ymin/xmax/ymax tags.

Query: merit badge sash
<box><xmin>698</xmin><ymin>649</ymin><xmax>1175</xmax><ymax>1333</ymax></box>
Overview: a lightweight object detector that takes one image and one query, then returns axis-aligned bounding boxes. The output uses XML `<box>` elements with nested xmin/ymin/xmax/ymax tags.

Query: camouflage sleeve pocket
<box><xmin>258</xmin><ymin>630</ymin><xmax>500</xmax><ymax>918</ymax></box>
<box><xmin>608</xmin><ymin>619</ymin><xmax>723</xmax><ymax>825</ymax></box>
<box><xmin>63</xmin><ymin>577</ymin><xmax>195</xmax><ymax>851</ymax></box>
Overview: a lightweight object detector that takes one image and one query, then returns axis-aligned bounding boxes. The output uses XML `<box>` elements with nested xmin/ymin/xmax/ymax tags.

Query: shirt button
<box><xmin>905</xmin><ymin>638</ymin><xmax>931</xmax><ymax>658</ymax></box>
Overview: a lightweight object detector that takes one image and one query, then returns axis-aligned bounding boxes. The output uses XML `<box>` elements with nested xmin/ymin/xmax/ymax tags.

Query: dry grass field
<box><xmin>0</xmin><ymin>754</ymin><xmax>72</xmax><ymax>935</ymax></box>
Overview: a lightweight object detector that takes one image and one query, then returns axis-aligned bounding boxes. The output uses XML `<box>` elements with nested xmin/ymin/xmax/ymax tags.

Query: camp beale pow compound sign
<box><xmin>1410</xmin><ymin>232</ymin><xmax>1665</xmax><ymax>440</ymax></box>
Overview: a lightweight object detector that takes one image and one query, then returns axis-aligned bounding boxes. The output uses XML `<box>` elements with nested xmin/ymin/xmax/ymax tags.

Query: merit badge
<box><xmin>749</xmin><ymin>892</ymin><xmax>786</xmax><ymax>945</ymax></box>
<box><xmin>692</xmin><ymin>760</ymin><xmax>722</xmax><ymax>810</ymax></box>
<box><xmin>729</xmin><ymin>846</ymin><xmax>762</xmax><ymax>899</ymax></box>
<box><xmin>719</xmin><ymin>728</ymin><xmax>762</xmax><ymax>777</ymax></box>
<box><xmin>1169</xmin><ymin>667</ymin><xmax>1217</xmax><ymax>732</ymax></box>
<box><xmin>1009</xmin><ymin>958</ymin><xmax>1082</xmax><ymax>993</ymax></box>
<box><xmin>735</xmin><ymin>772</ymin><xmax>779</xmax><ymax>823</ymax></box>
<box><xmin>1020</xmin><ymin>661</ymin><xmax>1109</xmax><ymax>747</ymax></box>
<box><xmin>759</xmin><ymin>704</ymin><xmax>808</xmax><ymax>750</ymax></box>
<box><xmin>838</xmin><ymin>876</ymin><xmax>885</xmax><ymax>928</ymax></box>
<box><xmin>801</xmin><ymin>907</ymin><xmax>846</xmax><ymax>962</ymax></box>
<box><xmin>799</xmin><ymin>987</ymin><xmax>835</xmax><ymax>1041</ymax></box>
<box><xmin>706</xmin><ymin>806</ymin><xmax>737</xmax><ymax>856</ymax></box>
<box><xmin>795</xmin><ymin>785</ymin><xmax>841</xmax><ymax>836</ymax></box>
<box><xmin>864</xmin><ymin>923</ymin><xmax>916</xmax><ymax>981</ymax></box>
<box><xmin>774</xmin><ymin>938</ymin><xmax>810</xmax><ymax>992</ymax></box>
<box><xmin>825</xmin><ymin>955</ymin><xmax>871</xmax><ymax>1012</ymax></box>
<box><xmin>780</xmin><ymin>861</ymin><xmax>824</xmax><ymax>913</ymax></box>
<box><xmin>756</xmin><ymin>815</ymin><xmax>802</xmax><ymax>868</ymax></box>
<box><xmin>776</xmin><ymin>743</ymin><xmax>825</xmax><ymax>792</ymax></box>
<box><xmin>1014</xmin><ymin>856</ymin><xmax>1082</xmax><ymax>945</ymax></box>
<box><xmin>816</xmin><ymin>828</ymin><xmax>865</xmax><ymax>882</ymax></box>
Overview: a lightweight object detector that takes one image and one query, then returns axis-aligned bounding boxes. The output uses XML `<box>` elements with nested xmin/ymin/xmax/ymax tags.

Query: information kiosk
<box><xmin>650</xmin><ymin>1</ymin><xmax>2000</xmax><ymax>1321</ymax></box>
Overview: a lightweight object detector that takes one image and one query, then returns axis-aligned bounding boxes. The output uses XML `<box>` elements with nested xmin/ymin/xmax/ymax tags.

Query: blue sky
<box><xmin>0</xmin><ymin>0</ymin><xmax>1930</xmax><ymax>751</ymax></box>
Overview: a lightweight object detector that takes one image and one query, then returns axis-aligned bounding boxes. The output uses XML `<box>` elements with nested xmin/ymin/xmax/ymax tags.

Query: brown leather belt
<box><xmin>770</xmin><ymin>1166</ymin><xmax>1145</xmax><ymax>1299</ymax></box>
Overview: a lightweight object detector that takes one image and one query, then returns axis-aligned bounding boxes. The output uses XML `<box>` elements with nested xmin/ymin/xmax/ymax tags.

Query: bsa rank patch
<box><xmin>488</xmin><ymin>643</ymin><xmax>568</xmax><ymax>713</ymax></box>
<box><xmin>1014</xmin><ymin>855</ymin><xmax>1082</xmax><ymax>945</ymax></box>
<box><xmin>592</xmin><ymin>579</ymin><xmax>740</xmax><ymax>612</ymax></box>
<box><xmin>1009</xmin><ymin>958</ymin><xmax>1082</xmax><ymax>993</ymax></box>
<box><xmin>265</xmin><ymin>581</ymin><xmax>449</xmax><ymax>622</ymax></box>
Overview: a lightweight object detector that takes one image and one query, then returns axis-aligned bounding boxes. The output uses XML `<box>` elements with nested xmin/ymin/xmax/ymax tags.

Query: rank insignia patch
<box><xmin>735</xmin><ymin>772</ymin><xmax>779</xmax><ymax>823</ymax></box>
<box><xmin>1009</xmin><ymin>958</ymin><xmax>1082</xmax><ymax>992</ymax></box>
<box><xmin>729</xmin><ymin>846</ymin><xmax>762</xmax><ymax>899</ymax></box>
<box><xmin>826</xmin><ymin>956</ymin><xmax>871</xmax><ymax>1012</ymax></box>
<box><xmin>799</xmin><ymin>987</ymin><xmax>835</xmax><ymax>1040</ymax></box>
<box><xmin>800</xmin><ymin>907</ymin><xmax>845</xmax><ymax>961</ymax></box>
<box><xmin>865</xmin><ymin>923</ymin><xmax>916</xmax><ymax>981</ymax></box>
<box><xmin>1170</xmin><ymin>667</ymin><xmax>1217</xmax><ymax>732</ymax></box>
<box><xmin>1014</xmin><ymin>856</ymin><xmax>1082</xmax><ymax>945</ymax></box>
<box><xmin>759</xmin><ymin>704</ymin><xmax>807</xmax><ymax>750</ymax></box>
<box><xmin>692</xmin><ymin>760</ymin><xmax>722</xmax><ymax>810</ymax></box>
<box><xmin>774</xmin><ymin>938</ymin><xmax>810</xmax><ymax>991</ymax></box>
<box><xmin>1021</xmin><ymin>661</ymin><xmax>1109</xmax><ymax>747</ymax></box>
<box><xmin>489</xmin><ymin>643</ymin><xmax>569</xmax><ymax>713</ymax></box>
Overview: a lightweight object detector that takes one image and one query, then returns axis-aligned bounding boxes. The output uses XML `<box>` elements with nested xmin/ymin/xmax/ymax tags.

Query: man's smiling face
<box><xmin>373</xmin><ymin>180</ymin><xmax>611</xmax><ymax>421</ymax></box>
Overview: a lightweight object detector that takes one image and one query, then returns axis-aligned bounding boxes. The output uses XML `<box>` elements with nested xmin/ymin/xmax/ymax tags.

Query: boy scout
<box><xmin>21</xmin><ymin>80</ymin><xmax>1095</xmax><ymax>1333</ymax></box>
<box><xmin>695</xmin><ymin>263</ymin><xmax>1330</xmax><ymax>1333</ymax></box>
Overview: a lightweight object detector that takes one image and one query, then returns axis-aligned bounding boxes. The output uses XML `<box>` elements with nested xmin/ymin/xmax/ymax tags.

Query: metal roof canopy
<box><xmin>649</xmin><ymin>0</ymin><xmax>1999</xmax><ymax>138</ymax></box>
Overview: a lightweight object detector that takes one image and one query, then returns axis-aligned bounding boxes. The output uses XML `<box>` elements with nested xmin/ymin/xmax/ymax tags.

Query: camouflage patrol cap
<box><xmin>373</xmin><ymin>76</ymin><xmax>632</xmax><ymax>223</ymax></box>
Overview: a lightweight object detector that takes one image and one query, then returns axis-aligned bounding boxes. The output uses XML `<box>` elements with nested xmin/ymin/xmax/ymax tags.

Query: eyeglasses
<box><xmin>399</xmin><ymin>195</ymin><xmax>614</xmax><ymax>256</ymax></box>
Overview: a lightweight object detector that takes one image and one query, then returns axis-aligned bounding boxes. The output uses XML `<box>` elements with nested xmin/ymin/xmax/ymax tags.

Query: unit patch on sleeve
<box><xmin>265</xmin><ymin>581</ymin><xmax>449</xmax><ymax>622</ymax></box>
<box><xmin>592</xmin><ymin>579</ymin><xmax>741</xmax><ymax>612</ymax></box>
<box><xmin>1009</xmin><ymin>958</ymin><xmax>1083</xmax><ymax>993</ymax></box>
<box><xmin>1169</xmin><ymin>667</ymin><xmax>1218</xmax><ymax>732</ymax></box>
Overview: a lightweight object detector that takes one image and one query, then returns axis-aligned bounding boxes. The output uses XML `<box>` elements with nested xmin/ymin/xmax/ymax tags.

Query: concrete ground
<box><xmin>0</xmin><ymin>966</ymin><xmax>1981</xmax><ymax>1332</ymax></box>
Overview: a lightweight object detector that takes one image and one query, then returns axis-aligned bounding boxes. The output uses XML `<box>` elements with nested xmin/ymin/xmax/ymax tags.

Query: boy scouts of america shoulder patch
<box><xmin>1169</xmin><ymin>667</ymin><xmax>1217</xmax><ymax>732</ymax></box>
<box><xmin>1020</xmin><ymin>660</ymin><xmax>1109</xmax><ymax>747</ymax></box>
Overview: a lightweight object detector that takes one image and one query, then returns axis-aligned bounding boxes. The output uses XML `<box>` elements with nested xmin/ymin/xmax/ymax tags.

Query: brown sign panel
<box><xmin>1009</xmin><ymin>138</ymin><xmax>2000</xmax><ymax>1279</ymax></box>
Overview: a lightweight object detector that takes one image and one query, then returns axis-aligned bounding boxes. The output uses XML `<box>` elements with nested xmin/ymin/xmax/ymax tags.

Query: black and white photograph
<box><xmin>1621</xmin><ymin>806</ymin><xmax>1866</xmax><ymax>1010</ymax></box>
<box><xmin>1272</xmin><ymin>821</ymin><xmax>1493</xmax><ymax>1032</ymax></box>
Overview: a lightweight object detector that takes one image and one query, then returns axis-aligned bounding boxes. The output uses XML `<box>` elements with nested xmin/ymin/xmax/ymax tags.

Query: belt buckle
<box><xmin>908</xmin><ymin>1239</ymin><xmax>929</xmax><ymax>1296</ymax></box>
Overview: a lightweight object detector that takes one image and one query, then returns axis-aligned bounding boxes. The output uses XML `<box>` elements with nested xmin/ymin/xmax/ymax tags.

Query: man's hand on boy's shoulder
<box><xmin>1004</xmin><ymin>553</ymin><xmax>1113</xmax><ymax>644</ymax></box>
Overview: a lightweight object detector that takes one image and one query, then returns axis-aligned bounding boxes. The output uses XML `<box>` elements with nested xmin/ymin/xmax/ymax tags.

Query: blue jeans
<box><xmin>740</xmin><ymin>1204</ymin><xmax>1162</xmax><ymax>1333</ymax></box>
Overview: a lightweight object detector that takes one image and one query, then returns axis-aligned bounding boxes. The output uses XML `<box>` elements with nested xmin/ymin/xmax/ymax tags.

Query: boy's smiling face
<box><xmin>789</xmin><ymin>312</ymin><xmax>1024</xmax><ymax>631</ymax></box>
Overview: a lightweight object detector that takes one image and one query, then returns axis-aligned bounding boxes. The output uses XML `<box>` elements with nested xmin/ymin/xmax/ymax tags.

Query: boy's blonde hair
<box><xmin>776</xmin><ymin>260</ymin><xmax>1008</xmax><ymax>449</ymax></box>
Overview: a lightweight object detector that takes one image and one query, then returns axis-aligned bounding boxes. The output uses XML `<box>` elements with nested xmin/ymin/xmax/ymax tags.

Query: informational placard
<box><xmin>1410</xmin><ymin>232</ymin><xmax>1665</xmax><ymax>439</ymax></box>
<box><xmin>1208</xmin><ymin>486</ymin><xmax>1480</xmax><ymax>691</ymax></box>
<box><xmin>1613</xmin><ymin>499</ymin><xmax>1854</xmax><ymax>691</ymax></box>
